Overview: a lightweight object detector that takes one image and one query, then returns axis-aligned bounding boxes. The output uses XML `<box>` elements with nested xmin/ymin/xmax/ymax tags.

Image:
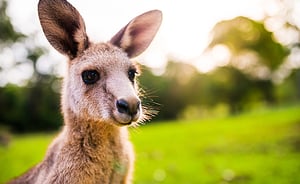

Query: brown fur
<box><xmin>8</xmin><ymin>0</ymin><xmax>162</xmax><ymax>183</ymax></box>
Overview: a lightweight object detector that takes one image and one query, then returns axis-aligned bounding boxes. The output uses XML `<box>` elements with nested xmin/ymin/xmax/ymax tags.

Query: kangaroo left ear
<box><xmin>110</xmin><ymin>10</ymin><xmax>162</xmax><ymax>58</ymax></box>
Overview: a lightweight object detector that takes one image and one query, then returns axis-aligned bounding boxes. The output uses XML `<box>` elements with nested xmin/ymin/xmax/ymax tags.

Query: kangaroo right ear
<box><xmin>38</xmin><ymin>0</ymin><xmax>89</xmax><ymax>59</ymax></box>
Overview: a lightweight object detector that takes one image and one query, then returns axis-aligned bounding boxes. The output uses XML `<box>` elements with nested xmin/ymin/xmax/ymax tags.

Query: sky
<box><xmin>3</xmin><ymin>0</ymin><xmax>294</xmax><ymax>83</ymax></box>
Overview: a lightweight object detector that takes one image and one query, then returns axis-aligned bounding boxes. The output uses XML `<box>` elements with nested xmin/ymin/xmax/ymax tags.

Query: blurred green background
<box><xmin>1</xmin><ymin>0</ymin><xmax>300</xmax><ymax>183</ymax></box>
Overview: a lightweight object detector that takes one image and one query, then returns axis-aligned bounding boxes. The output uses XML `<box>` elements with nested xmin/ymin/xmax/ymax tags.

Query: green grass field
<box><xmin>0</xmin><ymin>105</ymin><xmax>299</xmax><ymax>184</ymax></box>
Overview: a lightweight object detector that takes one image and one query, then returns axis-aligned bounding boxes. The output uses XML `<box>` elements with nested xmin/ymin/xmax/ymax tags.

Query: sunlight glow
<box><xmin>195</xmin><ymin>44</ymin><xmax>231</xmax><ymax>73</ymax></box>
<box><xmin>211</xmin><ymin>45</ymin><xmax>231</xmax><ymax>67</ymax></box>
<box><xmin>4</xmin><ymin>0</ymin><xmax>299</xmax><ymax>84</ymax></box>
<box><xmin>7</xmin><ymin>0</ymin><xmax>264</xmax><ymax>71</ymax></box>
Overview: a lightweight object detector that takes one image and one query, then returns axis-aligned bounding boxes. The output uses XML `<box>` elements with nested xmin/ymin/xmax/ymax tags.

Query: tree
<box><xmin>205</xmin><ymin>16</ymin><xmax>292</xmax><ymax>109</ymax></box>
<box><xmin>0</xmin><ymin>0</ymin><xmax>62</xmax><ymax>132</ymax></box>
<box><xmin>0</xmin><ymin>0</ymin><xmax>23</xmax><ymax>44</ymax></box>
<box><xmin>208</xmin><ymin>16</ymin><xmax>289</xmax><ymax>75</ymax></box>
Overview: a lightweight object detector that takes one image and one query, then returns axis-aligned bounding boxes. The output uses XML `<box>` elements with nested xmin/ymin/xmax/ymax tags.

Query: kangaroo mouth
<box><xmin>116</xmin><ymin>120</ymin><xmax>133</xmax><ymax>126</ymax></box>
<box><xmin>113</xmin><ymin>112</ymin><xmax>140</xmax><ymax>126</ymax></box>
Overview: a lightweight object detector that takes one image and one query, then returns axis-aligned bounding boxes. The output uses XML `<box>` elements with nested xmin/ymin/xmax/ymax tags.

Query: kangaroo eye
<box><xmin>128</xmin><ymin>69</ymin><xmax>138</xmax><ymax>82</ymax></box>
<box><xmin>82</xmin><ymin>70</ymin><xmax>100</xmax><ymax>85</ymax></box>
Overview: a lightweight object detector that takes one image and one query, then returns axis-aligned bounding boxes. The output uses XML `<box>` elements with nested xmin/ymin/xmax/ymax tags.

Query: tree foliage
<box><xmin>139</xmin><ymin>62</ymin><xmax>288</xmax><ymax>120</ymax></box>
<box><xmin>0</xmin><ymin>0</ymin><xmax>24</xmax><ymax>43</ymax></box>
<box><xmin>0</xmin><ymin>0</ymin><xmax>62</xmax><ymax>132</ymax></box>
<box><xmin>0</xmin><ymin>82</ymin><xmax>62</xmax><ymax>132</ymax></box>
<box><xmin>208</xmin><ymin>16</ymin><xmax>289</xmax><ymax>74</ymax></box>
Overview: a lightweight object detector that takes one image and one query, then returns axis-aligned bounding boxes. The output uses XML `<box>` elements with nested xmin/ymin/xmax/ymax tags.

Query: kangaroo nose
<box><xmin>116</xmin><ymin>98</ymin><xmax>140</xmax><ymax>116</ymax></box>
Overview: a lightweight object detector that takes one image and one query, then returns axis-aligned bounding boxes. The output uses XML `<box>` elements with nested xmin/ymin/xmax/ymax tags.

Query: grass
<box><xmin>0</xmin><ymin>105</ymin><xmax>300</xmax><ymax>184</ymax></box>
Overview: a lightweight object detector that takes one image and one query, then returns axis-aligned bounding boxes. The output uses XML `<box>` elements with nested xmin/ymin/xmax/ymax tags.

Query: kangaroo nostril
<box><xmin>131</xmin><ymin>101</ymin><xmax>140</xmax><ymax>116</ymax></box>
<box><xmin>116</xmin><ymin>99</ymin><xmax>130</xmax><ymax>114</ymax></box>
<box><xmin>136</xmin><ymin>101</ymin><xmax>141</xmax><ymax>112</ymax></box>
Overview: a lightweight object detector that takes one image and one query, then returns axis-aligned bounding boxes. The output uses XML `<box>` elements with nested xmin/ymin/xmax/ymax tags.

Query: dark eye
<box><xmin>82</xmin><ymin>70</ymin><xmax>100</xmax><ymax>85</ymax></box>
<box><xmin>128</xmin><ymin>69</ymin><xmax>137</xmax><ymax>82</ymax></box>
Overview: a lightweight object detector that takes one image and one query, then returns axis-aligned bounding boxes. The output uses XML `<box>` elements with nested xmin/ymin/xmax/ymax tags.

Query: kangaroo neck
<box><xmin>63</xmin><ymin>109</ymin><xmax>127</xmax><ymax>148</ymax></box>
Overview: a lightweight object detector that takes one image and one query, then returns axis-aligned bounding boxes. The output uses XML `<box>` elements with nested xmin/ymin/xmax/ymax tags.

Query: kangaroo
<box><xmin>8</xmin><ymin>0</ymin><xmax>162</xmax><ymax>183</ymax></box>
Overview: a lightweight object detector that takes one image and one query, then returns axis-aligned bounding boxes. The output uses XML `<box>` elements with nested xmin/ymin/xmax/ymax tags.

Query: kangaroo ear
<box><xmin>38</xmin><ymin>0</ymin><xmax>89</xmax><ymax>59</ymax></box>
<box><xmin>110</xmin><ymin>10</ymin><xmax>162</xmax><ymax>58</ymax></box>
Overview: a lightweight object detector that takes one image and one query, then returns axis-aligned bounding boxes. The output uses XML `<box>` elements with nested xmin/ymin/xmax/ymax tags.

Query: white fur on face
<box><xmin>61</xmin><ymin>43</ymin><xmax>142</xmax><ymax>126</ymax></box>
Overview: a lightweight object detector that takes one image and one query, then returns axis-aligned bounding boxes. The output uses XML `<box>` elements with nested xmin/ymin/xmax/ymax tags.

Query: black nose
<box><xmin>116</xmin><ymin>99</ymin><xmax>140</xmax><ymax>116</ymax></box>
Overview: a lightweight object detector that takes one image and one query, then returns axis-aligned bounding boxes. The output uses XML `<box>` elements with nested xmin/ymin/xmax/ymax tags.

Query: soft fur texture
<box><xmin>8</xmin><ymin>0</ymin><xmax>162</xmax><ymax>183</ymax></box>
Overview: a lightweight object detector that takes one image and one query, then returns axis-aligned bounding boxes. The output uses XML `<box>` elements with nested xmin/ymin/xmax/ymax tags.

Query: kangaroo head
<box><xmin>38</xmin><ymin>0</ymin><xmax>162</xmax><ymax>126</ymax></box>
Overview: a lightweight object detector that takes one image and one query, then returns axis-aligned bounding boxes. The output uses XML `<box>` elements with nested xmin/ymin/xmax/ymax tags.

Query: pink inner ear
<box><xmin>110</xmin><ymin>10</ymin><xmax>162</xmax><ymax>58</ymax></box>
